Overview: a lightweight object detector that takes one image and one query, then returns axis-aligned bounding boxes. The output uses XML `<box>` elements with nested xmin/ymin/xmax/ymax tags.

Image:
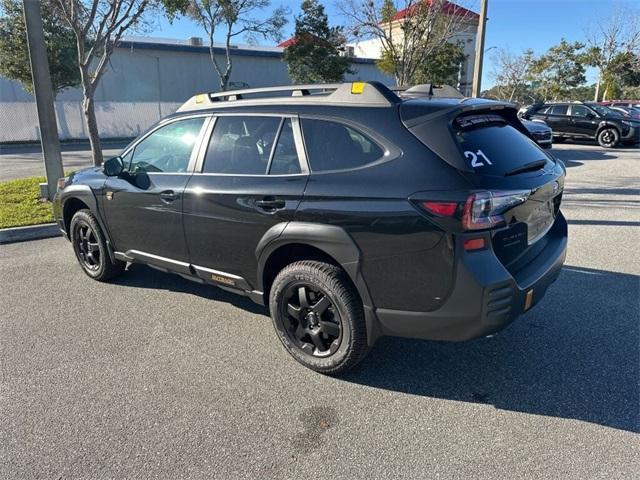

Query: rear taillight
<box><xmin>420</xmin><ymin>201</ymin><xmax>458</xmax><ymax>217</ymax></box>
<box><xmin>462</xmin><ymin>191</ymin><xmax>529</xmax><ymax>230</ymax></box>
<box><xmin>416</xmin><ymin>190</ymin><xmax>530</xmax><ymax>231</ymax></box>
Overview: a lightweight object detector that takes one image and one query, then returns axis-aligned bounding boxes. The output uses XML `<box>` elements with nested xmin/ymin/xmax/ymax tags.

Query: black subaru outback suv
<box><xmin>54</xmin><ymin>82</ymin><xmax>567</xmax><ymax>374</ymax></box>
<box><xmin>521</xmin><ymin>101</ymin><xmax>640</xmax><ymax>147</ymax></box>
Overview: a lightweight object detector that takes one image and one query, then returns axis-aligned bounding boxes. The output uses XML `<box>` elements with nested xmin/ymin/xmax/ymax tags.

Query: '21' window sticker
<box><xmin>464</xmin><ymin>149</ymin><xmax>493</xmax><ymax>168</ymax></box>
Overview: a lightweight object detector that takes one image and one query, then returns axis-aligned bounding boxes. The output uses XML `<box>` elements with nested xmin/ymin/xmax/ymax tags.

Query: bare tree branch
<box><xmin>339</xmin><ymin>0</ymin><xmax>477</xmax><ymax>85</ymax></box>
<box><xmin>187</xmin><ymin>0</ymin><xmax>288</xmax><ymax>91</ymax></box>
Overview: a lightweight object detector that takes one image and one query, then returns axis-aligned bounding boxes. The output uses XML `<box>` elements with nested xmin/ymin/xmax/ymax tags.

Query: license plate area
<box><xmin>527</xmin><ymin>199</ymin><xmax>555</xmax><ymax>244</ymax></box>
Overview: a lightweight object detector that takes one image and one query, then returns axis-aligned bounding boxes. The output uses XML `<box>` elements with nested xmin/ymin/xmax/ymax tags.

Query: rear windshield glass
<box><xmin>453</xmin><ymin>114</ymin><xmax>550</xmax><ymax>176</ymax></box>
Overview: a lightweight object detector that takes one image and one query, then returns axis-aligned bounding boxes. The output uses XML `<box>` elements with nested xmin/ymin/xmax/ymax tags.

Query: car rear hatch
<box><xmin>401</xmin><ymin>98</ymin><xmax>565</xmax><ymax>277</ymax></box>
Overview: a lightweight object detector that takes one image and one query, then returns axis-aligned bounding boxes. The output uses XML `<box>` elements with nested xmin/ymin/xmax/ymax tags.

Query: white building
<box><xmin>0</xmin><ymin>37</ymin><xmax>392</xmax><ymax>143</ymax></box>
<box><xmin>343</xmin><ymin>2</ymin><xmax>479</xmax><ymax>95</ymax></box>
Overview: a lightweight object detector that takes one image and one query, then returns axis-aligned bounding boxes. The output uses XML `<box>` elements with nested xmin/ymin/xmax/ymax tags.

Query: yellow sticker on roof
<box><xmin>351</xmin><ymin>82</ymin><xmax>365</xmax><ymax>94</ymax></box>
<box><xmin>195</xmin><ymin>94</ymin><xmax>205</xmax><ymax>104</ymax></box>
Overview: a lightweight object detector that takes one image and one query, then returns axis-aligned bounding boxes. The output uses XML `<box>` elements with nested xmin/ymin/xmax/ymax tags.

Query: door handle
<box><xmin>255</xmin><ymin>197</ymin><xmax>285</xmax><ymax>211</ymax></box>
<box><xmin>159</xmin><ymin>190</ymin><xmax>178</xmax><ymax>203</ymax></box>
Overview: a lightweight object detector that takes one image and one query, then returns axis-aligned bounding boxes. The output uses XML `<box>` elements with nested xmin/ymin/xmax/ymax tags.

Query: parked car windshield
<box><xmin>588</xmin><ymin>104</ymin><xmax>616</xmax><ymax>116</ymax></box>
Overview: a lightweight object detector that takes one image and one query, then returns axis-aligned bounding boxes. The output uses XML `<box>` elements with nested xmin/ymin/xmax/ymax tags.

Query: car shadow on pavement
<box><xmin>551</xmin><ymin>149</ymin><xmax>617</xmax><ymax>168</ymax></box>
<box><xmin>112</xmin><ymin>263</ymin><xmax>268</xmax><ymax>316</ymax></box>
<box><xmin>342</xmin><ymin>265</ymin><xmax>640</xmax><ymax>433</ymax></box>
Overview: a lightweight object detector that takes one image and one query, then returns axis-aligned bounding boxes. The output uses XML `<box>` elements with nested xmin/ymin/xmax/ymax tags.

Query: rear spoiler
<box><xmin>400</xmin><ymin>99</ymin><xmax>530</xmax><ymax>173</ymax></box>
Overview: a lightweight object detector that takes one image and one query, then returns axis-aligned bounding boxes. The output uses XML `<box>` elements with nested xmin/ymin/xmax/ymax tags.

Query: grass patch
<box><xmin>0</xmin><ymin>176</ymin><xmax>54</xmax><ymax>229</ymax></box>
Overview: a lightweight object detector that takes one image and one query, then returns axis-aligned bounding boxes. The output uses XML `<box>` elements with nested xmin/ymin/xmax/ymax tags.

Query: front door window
<box><xmin>128</xmin><ymin>117</ymin><xmax>206</xmax><ymax>173</ymax></box>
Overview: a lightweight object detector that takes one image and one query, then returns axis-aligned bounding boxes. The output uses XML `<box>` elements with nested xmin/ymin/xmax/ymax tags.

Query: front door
<box><xmin>568</xmin><ymin>105</ymin><xmax>599</xmax><ymax>137</ymax></box>
<box><xmin>182</xmin><ymin>115</ymin><xmax>308</xmax><ymax>287</ymax></box>
<box><xmin>102</xmin><ymin>116</ymin><xmax>209</xmax><ymax>264</ymax></box>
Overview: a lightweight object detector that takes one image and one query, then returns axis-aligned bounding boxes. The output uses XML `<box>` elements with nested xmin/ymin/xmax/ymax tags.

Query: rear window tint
<box><xmin>453</xmin><ymin>115</ymin><xmax>549</xmax><ymax>176</ymax></box>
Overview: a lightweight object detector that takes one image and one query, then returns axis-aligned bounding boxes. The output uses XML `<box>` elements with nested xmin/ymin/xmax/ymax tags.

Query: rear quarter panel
<box><xmin>295</xmin><ymin>114</ymin><xmax>469</xmax><ymax>312</ymax></box>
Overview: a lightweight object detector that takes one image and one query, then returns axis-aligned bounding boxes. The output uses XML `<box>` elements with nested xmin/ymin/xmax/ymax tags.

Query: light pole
<box><xmin>472</xmin><ymin>0</ymin><xmax>489</xmax><ymax>97</ymax></box>
<box><xmin>22</xmin><ymin>0</ymin><xmax>63</xmax><ymax>200</ymax></box>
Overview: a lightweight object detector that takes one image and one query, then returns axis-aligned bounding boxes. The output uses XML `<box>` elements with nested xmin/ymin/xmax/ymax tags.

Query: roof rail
<box><xmin>177</xmin><ymin>81</ymin><xmax>400</xmax><ymax>112</ymax></box>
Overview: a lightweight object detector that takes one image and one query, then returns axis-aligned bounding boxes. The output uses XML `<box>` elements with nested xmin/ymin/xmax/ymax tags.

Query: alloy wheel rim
<box><xmin>280</xmin><ymin>283</ymin><xmax>342</xmax><ymax>357</ymax></box>
<box><xmin>74</xmin><ymin>222</ymin><xmax>100</xmax><ymax>270</ymax></box>
<box><xmin>602</xmin><ymin>131</ymin><xmax>614</xmax><ymax>145</ymax></box>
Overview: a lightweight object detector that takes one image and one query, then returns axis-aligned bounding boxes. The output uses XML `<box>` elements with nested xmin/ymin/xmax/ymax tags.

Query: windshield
<box><xmin>588</xmin><ymin>104</ymin><xmax>615</xmax><ymax>116</ymax></box>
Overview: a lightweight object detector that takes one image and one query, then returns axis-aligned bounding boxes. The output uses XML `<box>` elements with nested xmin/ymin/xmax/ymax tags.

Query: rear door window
<box><xmin>203</xmin><ymin>116</ymin><xmax>280</xmax><ymax>174</ymax></box>
<box><xmin>453</xmin><ymin>114</ymin><xmax>550</xmax><ymax>176</ymax></box>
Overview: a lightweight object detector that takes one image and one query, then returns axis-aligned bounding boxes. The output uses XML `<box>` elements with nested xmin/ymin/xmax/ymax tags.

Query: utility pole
<box><xmin>471</xmin><ymin>0</ymin><xmax>488</xmax><ymax>97</ymax></box>
<box><xmin>22</xmin><ymin>0</ymin><xmax>63</xmax><ymax>200</ymax></box>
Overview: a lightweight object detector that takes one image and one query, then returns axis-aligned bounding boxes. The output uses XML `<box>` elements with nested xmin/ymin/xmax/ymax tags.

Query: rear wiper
<box><xmin>505</xmin><ymin>159</ymin><xmax>547</xmax><ymax>176</ymax></box>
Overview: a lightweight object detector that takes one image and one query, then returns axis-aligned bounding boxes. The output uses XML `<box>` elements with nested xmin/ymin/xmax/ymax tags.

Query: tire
<box><xmin>70</xmin><ymin>209</ymin><xmax>125</xmax><ymax>281</ymax></box>
<box><xmin>597</xmin><ymin>127</ymin><xmax>619</xmax><ymax>148</ymax></box>
<box><xmin>269</xmin><ymin>260</ymin><xmax>368</xmax><ymax>375</ymax></box>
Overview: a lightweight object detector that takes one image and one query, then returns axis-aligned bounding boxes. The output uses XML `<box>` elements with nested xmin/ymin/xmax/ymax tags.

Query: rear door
<box><xmin>182</xmin><ymin>114</ymin><xmax>308</xmax><ymax>286</ymax></box>
<box><xmin>543</xmin><ymin>104</ymin><xmax>570</xmax><ymax>133</ymax></box>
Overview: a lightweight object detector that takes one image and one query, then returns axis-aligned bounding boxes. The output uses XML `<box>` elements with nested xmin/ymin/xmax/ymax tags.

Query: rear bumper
<box><xmin>532</xmin><ymin>134</ymin><xmax>553</xmax><ymax>149</ymax></box>
<box><xmin>376</xmin><ymin>213</ymin><xmax>567</xmax><ymax>341</ymax></box>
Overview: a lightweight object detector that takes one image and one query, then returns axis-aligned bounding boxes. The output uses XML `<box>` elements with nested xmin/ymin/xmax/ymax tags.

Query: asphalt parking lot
<box><xmin>1</xmin><ymin>142</ymin><xmax>638</xmax><ymax>479</ymax></box>
<box><xmin>0</xmin><ymin>141</ymin><xmax>129</xmax><ymax>182</ymax></box>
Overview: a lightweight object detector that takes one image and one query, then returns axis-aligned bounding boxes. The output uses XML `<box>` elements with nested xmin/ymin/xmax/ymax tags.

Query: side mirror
<box><xmin>586</xmin><ymin>112</ymin><xmax>596</xmax><ymax>119</ymax></box>
<box><xmin>103</xmin><ymin>156</ymin><xmax>124</xmax><ymax>176</ymax></box>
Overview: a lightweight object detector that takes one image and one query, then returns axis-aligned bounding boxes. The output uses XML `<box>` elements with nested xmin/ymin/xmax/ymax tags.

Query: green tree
<box><xmin>0</xmin><ymin>0</ymin><xmax>80</xmax><ymax>97</ymax></box>
<box><xmin>412</xmin><ymin>41</ymin><xmax>466</xmax><ymax>86</ymax></box>
<box><xmin>584</xmin><ymin>5</ymin><xmax>640</xmax><ymax>101</ymax></box>
<box><xmin>530</xmin><ymin>39</ymin><xmax>587</xmax><ymax>100</ymax></box>
<box><xmin>599</xmin><ymin>51</ymin><xmax>640</xmax><ymax>99</ymax></box>
<box><xmin>283</xmin><ymin>0</ymin><xmax>352</xmax><ymax>83</ymax></box>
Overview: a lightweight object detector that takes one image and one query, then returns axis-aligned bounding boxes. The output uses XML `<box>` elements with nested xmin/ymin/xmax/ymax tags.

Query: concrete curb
<box><xmin>0</xmin><ymin>223</ymin><xmax>62</xmax><ymax>245</ymax></box>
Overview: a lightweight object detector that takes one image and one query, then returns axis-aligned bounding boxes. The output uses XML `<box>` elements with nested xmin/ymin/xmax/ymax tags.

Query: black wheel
<box><xmin>70</xmin><ymin>209</ymin><xmax>125</xmax><ymax>281</ymax></box>
<box><xmin>269</xmin><ymin>260</ymin><xmax>368</xmax><ymax>375</ymax></box>
<box><xmin>597</xmin><ymin>128</ymin><xmax>619</xmax><ymax>148</ymax></box>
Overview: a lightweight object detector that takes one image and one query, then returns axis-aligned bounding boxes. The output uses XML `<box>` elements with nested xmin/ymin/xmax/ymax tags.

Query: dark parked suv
<box><xmin>522</xmin><ymin>101</ymin><xmax>640</xmax><ymax>147</ymax></box>
<box><xmin>54</xmin><ymin>82</ymin><xmax>568</xmax><ymax>374</ymax></box>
